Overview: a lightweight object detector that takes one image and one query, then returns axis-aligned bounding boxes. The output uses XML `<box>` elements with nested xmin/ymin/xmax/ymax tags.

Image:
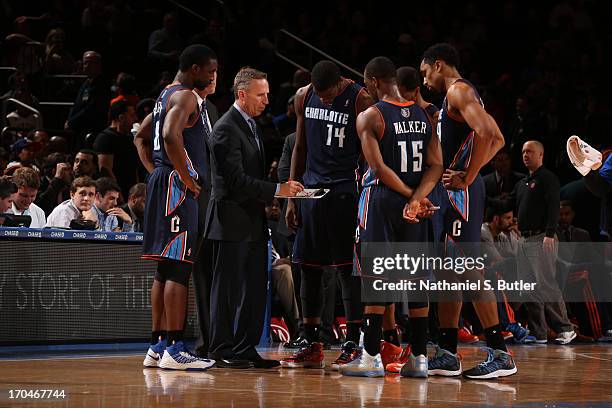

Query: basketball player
<box><xmin>397</xmin><ymin>66</ymin><xmax>440</xmax><ymax>124</ymax></box>
<box><xmin>138</xmin><ymin>44</ymin><xmax>217</xmax><ymax>371</ymax></box>
<box><xmin>340</xmin><ymin>57</ymin><xmax>443</xmax><ymax>378</ymax></box>
<box><xmin>420</xmin><ymin>43</ymin><xmax>516</xmax><ymax>379</ymax></box>
<box><xmin>282</xmin><ymin>60</ymin><xmax>373</xmax><ymax>369</ymax></box>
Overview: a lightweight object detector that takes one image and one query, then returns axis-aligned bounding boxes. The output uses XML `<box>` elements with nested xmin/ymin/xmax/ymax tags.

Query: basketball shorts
<box><xmin>292</xmin><ymin>181</ymin><xmax>358</xmax><ymax>267</ymax></box>
<box><xmin>354</xmin><ymin>185</ymin><xmax>430</xmax><ymax>279</ymax></box>
<box><xmin>142</xmin><ymin>166</ymin><xmax>199</xmax><ymax>264</ymax></box>
<box><xmin>438</xmin><ymin>175</ymin><xmax>485</xmax><ymax>257</ymax></box>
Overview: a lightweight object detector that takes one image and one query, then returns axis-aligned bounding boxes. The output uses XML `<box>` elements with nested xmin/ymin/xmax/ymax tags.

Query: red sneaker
<box><xmin>331</xmin><ymin>341</ymin><xmax>361</xmax><ymax>370</ymax></box>
<box><xmin>380</xmin><ymin>340</ymin><xmax>403</xmax><ymax>368</ymax></box>
<box><xmin>280</xmin><ymin>342</ymin><xmax>325</xmax><ymax>368</ymax></box>
<box><xmin>385</xmin><ymin>344</ymin><xmax>412</xmax><ymax>373</ymax></box>
<box><xmin>458</xmin><ymin>327</ymin><xmax>479</xmax><ymax>344</ymax></box>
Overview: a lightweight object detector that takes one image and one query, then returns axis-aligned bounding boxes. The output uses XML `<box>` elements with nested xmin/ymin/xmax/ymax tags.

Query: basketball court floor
<box><xmin>2</xmin><ymin>343</ymin><xmax>611</xmax><ymax>407</ymax></box>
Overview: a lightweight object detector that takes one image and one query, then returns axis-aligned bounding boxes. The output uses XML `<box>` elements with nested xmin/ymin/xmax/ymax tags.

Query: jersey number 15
<box><xmin>397</xmin><ymin>140</ymin><xmax>423</xmax><ymax>173</ymax></box>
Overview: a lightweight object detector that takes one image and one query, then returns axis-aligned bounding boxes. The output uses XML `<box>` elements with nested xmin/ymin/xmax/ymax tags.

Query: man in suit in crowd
<box><xmin>206</xmin><ymin>67</ymin><xmax>303</xmax><ymax>368</ymax></box>
<box><xmin>483</xmin><ymin>148</ymin><xmax>525</xmax><ymax>199</ymax></box>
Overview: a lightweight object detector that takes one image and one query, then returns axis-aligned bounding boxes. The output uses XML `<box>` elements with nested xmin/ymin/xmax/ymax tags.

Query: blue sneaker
<box><xmin>339</xmin><ymin>349</ymin><xmax>385</xmax><ymax>377</ymax></box>
<box><xmin>143</xmin><ymin>339</ymin><xmax>167</xmax><ymax>368</ymax></box>
<box><xmin>507</xmin><ymin>322</ymin><xmax>530</xmax><ymax>343</ymax></box>
<box><xmin>159</xmin><ymin>341</ymin><xmax>215</xmax><ymax>371</ymax></box>
<box><xmin>462</xmin><ymin>348</ymin><xmax>517</xmax><ymax>379</ymax></box>
<box><xmin>428</xmin><ymin>346</ymin><xmax>462</xmax><ymax>377</ymax></box>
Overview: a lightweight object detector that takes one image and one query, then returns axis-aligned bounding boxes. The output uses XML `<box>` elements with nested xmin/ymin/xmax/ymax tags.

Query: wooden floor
<box><xmin>2</xmin><ymin>344</ymin><xmax>612</xmax><ymax>407</ymax></box>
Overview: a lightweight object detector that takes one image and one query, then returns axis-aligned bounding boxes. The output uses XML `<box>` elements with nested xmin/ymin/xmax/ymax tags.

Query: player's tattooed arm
<box><xmin>134</xmin><ymin>113</ymin><xmax>154</xmax><ymax>173</ymax></box>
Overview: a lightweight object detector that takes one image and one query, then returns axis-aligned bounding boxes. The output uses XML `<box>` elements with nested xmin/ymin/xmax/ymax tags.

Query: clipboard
<box><xmin>276</xmin><ymin>188</ymin><xmax>330</xmax><ymax>199</ymax></box>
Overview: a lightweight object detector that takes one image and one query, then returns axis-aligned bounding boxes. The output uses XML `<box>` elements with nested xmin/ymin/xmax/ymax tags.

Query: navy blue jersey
<box><xmin>362</xmin><ymin>100</ymin><xmax>432</xmax><ymax>189</ymax></box>
<box><xmin>438</xmin><ymin>79</ymin><xmax>482</xmax><ymax>171</ymax></box>
<box><xmin>151</xmin><ymin>83</ymin><xmax>206</xmax><ymax>180</ymax></box>
<box><xmin>302</xmin><ymin>80</ymin><xmax>364</xmax><ymax>186</ymax></box>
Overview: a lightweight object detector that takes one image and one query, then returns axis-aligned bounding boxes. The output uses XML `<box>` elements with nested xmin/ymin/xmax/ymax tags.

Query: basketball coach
<box><xmin>205</xmin><ymin>67</ymin><xmax>303</xmax><ymax>368</ymax></box>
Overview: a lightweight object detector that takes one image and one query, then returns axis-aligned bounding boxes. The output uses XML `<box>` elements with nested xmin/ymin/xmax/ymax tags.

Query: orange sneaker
<box><xmin>385</xmin><ymin>344</ymin><xmax>412</xmax><ymax>373</ymax></box>
<box><xmin>458</xmin><ymin>327</ymin><xmax>479</xmax><ymax>344</ymax></box>
<box><xmin>380</xmin><ymin>340</ymin><xmax>403</xmax><ymax>368</ymax></box>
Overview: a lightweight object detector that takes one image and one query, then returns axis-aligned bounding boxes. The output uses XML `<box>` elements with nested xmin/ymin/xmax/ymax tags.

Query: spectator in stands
<box><xmin>120</xmin><ymin>183</ymin><xmax>145</xmax><ymax>233</ymax></box>
<box><xmin>44</xmin><ymin>28</ymin><xmax>76</xmax><ymax>74</ymax></box>
<box><xmin>65</xmin><ymin>51</ymin><xmax>110</xmax><ymax>148</ymax></box>
<box><xmin>272</xmin><ymin>95</ymin><xmax>297</xmax><ymax>137</ymax></box>
<box><xmin>46</xmin><ymin>176</ymin><xmax>97</xmax><ymax>228</ymax></box>
<box><xmin>483</xmin><ymin>148</ymin><xmax>525</xmax><ymax>199</ymax></box>
<box><xmin>5</xmin><ymin>88</ymin><xmax>42</xmax><ymax>131</ymax></box>
<box><xmin>148</xmin><ymin>12</ymin><xmax>183</xmax><ymax>72</ymax></box>
<box><xmin>47</xmin><ymin>136</ymin><xmax>70</xmax><ymax>154</ymax></box>
<box><xmin>267</xmin><ymin>198</ymin><xmax>299</xmax><ymax>339</ymax></box>
<box><xmin>481</xmin><ymin>206</ymin><xmax>520</xmax><ymax>264</ymax></box>
<box><xmin>0</xmin><ymin>176</ymin><xmax>17</xmax><ymax>213</ymax></box>
<box><xmin>93</xmin><ymin>100</ymin><xmax>138</xmax><ymax>198</ymax></box>
<box><xmin>29</xmin><ymin>129</ymin><xmax>49</xmax><ymax>165</ymax></box>
<box><xmin>557</xmin><ymin>200</ymin><xmax>591</xmax><ymax>263</ymax></box>
<box><xmin>72</xmin><ymin>149</ymin><xmax>98</xmax><ymax>179</ymax></box>
<box><xmin>136</xmin><ymin>98</ymin><xmax>156</xmax><ymax>123</ymax></box>
<box><xmin>7</xmin><ymin>167</ymin><xmax>46</xmax><ymax>227</ymax></box>
<box><xmin>110</xmin><ymin>72</ymin><xmax>140</xmax><ymax>107</ymax></box>
<box><xmin>85</xmin><ymin>177</ymin><xmax>132</xmax><ymax>232</ymax></box>
<box><xmin>36</xmin><ymin>152</ymin><xmax>72</xmax><ymax>215</ymax></box>
<box><xmin>7</xmin><ymin>137</ymin><xmax>42</xmax><ymax>172</ymax></box>
<box><xmin>0</xmin><ymin>148</ymin><xmax>9</xmax><ymax>174</ymax></box>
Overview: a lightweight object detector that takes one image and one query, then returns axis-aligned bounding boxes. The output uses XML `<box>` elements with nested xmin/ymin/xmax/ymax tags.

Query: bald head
<box><xmin>522</xmin><ymin>140</ymin><xmax>544</xmax><ymax>172</ymax></box>
<box><xmin>83</xmin><ymin>51</ymin><xmax>102</xmax><ymax>78</ymax></box>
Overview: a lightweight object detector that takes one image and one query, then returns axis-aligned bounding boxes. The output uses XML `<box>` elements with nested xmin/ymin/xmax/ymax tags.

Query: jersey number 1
<box><xmin>397</xmin><ymin>140</ymin><xmax>423</xmax><ymax>172</ymax></box>
<box><xmin>326</xmin><ymin>124</ymin><xmax>345</xmax><ymax>148</ymax></box>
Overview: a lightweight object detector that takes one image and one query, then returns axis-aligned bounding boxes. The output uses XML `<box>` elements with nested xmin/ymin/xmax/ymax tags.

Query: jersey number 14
<box><xmin>326</xmin><ymin>124</ymin><xmax>345</xmax><ymax>148</ymax></box>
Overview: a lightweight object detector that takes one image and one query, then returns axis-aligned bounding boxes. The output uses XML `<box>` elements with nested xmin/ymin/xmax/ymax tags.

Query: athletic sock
<box><xmin>303</xmin><ymin>324</ymin><xmax>319</xmax><ymax>344</ymax></box>
<box><xmin>409</xmin><ymin>317</ymin><xmax>429</xmax><ymax>356</ymax></box>
<box><xmin>166</xmin><ymin>330</ymin><xmax>184</xmax><ymax>346</ymax></box>
<box><xmin>383</xmin><ymin>329</ymin><xmax>400</xmax><ymax>346</ymax></box>
<box><xmin>151</xmin><ymin>330</ymin><xmax>165</xmax><ymax>345</ymax></box>
<box><xmin>363</xmin><ymin>314</ymin><xmax>384</xmax><ymax>356</ymax></box>
<box><xmin>346</xmin><ymin>322</ymin><xmax>361</xmax><ymax>343</ymax></box>
<box><xmin>439</xmin><ymin>328</ymin><xmax>458</xmax><ymax>354</ymax></box>
<box><xmin>484</xmin><ymin>323</ymin><xmax>507</xmax><ymax>352</ymax></box>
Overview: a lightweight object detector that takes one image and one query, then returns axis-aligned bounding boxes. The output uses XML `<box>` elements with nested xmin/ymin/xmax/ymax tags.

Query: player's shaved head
<box><xmin>365</xmin><ymin>56</ymin><xmax>396</xmax><ymax>82</ymax></box>
<box><xmin>311</xmin><ymin>60</ymin><xmax>341</xmax><ymax>92</ymax></box>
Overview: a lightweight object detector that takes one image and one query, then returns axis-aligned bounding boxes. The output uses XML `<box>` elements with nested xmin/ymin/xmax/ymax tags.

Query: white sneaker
<box><xmin>598</xmin><ymin>329</ymin><xmax>612</xmax><ymax>342</ymax></box>
<box><xmin>534</xmin><ymin>338</ymin><xmax>548</xmax><ymax>344</ymax></box>
<box><xmin>555</xmin><ymin>331</ymin><xmax>577</xmax><ymax>345</ymax></box>
<box><xmin>159</xmin><ymin>341</ymin><xmax>216</xmax><ymax>371</ymax></box>
<box><xmin>143</xmin><ymin>341</ymin><xmax>166</xmax><ymax>368</ymax></box>
<box><xmin>339</xmin><ymin>349</ymin><xmax>385</xmax><ymax>377</ymax></box>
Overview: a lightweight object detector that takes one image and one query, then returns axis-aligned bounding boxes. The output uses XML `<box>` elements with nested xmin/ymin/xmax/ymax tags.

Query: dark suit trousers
<box><xmin>209</xmin><ymin>239</ymin><xmax>268</xmax><ymax>359</ymax></box>
<box><xmin>193</xmin><ymin>190</ymin><xmax>213</xmax><ymax>354</ymax></box>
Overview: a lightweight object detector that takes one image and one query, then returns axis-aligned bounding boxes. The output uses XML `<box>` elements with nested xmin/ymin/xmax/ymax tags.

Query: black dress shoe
<box><xmin>213</xmin><ymin>359</ymin><xmax>252</xmax><ymax>369</ymax></box>
<box><xmin>250</xmin><ymin>358</ymin><xmax>280</xmax><ymax>369</ymax></box>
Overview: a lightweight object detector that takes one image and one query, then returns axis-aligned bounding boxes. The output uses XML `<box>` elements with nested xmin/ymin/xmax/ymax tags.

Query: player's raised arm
<box><xmin>357</xmin><ymin>107</ymin><xmax>413</xmax><ymax>199</ymax></box>
<box><xmin>134</xmin><ymin>112</ymin><xmax>154</xmax><ymax>173</ymax></box>
<box><xmin>448</xmin><ymin>82</ymin><xmax>505</xmax><ymax>185</ymax></box>
<box><xmin>163</xmin><ymin>90</ymin><xmax>201</xmax><ymax>196</ymax></box>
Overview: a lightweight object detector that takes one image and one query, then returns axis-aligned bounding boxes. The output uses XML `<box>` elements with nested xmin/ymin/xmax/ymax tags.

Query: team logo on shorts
<box><xmin>401</xmin><ymin>108</ymin><xmax>410</xmax><ymax>118</ymax></box>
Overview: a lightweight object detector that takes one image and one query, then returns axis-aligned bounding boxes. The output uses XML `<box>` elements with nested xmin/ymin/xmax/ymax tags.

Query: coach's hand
<box><xmin>277</xmin><ymin>180</ymin><xmax>304</xmax><ymax>198</ymax></box>
<box><xmin>442</xmin><ymin>169</ymin><xmax>468</xmax><ymax>190</ymax></box>
<box><xmin>286</xmin><ymin>199</ymin><xmax>300</xmax><ymax>232</ymax></box>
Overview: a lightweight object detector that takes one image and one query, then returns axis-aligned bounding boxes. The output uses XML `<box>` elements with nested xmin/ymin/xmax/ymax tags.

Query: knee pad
<box><xmin>156</xmin><ymin>260</ymin><xmax>192</xmax><ymax>287</ymax></box>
